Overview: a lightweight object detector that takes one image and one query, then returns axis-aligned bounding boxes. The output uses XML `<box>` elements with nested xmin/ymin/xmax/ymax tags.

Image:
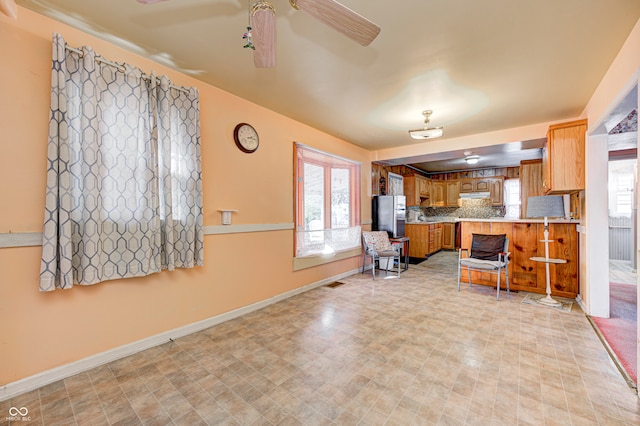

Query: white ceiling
<box><xmin>15</xmin><ymin>0</ymin><xmax>640</xmax><ymax>170</ymax></box>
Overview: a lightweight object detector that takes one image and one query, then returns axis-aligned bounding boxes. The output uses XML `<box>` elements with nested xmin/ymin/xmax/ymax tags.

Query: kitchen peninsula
<box><xmin>407</xmin><ymin>217</ymin><xmax>579</xmax><ymax>298</ymax></box>
<box><xmin>459</xmin><ymin>218</ymin><xmax>579</xmax><ymax>298</ymax></box>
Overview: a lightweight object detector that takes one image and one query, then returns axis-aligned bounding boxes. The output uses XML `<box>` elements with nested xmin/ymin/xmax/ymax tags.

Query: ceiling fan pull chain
<box><xmin>242</xmin><ymin>0</ymin><xmax>255</xmax><ymax>50</ymax></box>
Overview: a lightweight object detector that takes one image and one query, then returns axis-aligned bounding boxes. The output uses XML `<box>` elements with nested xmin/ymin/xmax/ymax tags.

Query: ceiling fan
<box><xmin>136</xmin><ymin>0</ymin><xmax>380</xmax><ymax>68</ymax></box>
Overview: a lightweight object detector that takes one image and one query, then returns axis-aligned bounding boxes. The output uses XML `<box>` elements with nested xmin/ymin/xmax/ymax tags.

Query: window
<box><xmin>608</xmin><ymin>159</ymin><xmax>636</xmax><ymax>217</ymax></box>
<box><xmin>503</xmin><ymin>178</ymin><xmax>520</xmax><ymax>219</ymax></box>
<box><xmin>39</xmin><ymin>34</ymin><xmax>203</xmax><ymax>291</ymax></box>
<box><xmin>295</xmin><ymin>144</ymin><xmax>361</xmax><ymax>257</ymax></box>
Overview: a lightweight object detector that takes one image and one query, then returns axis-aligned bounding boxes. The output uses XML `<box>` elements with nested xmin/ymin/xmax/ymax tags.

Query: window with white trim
<box><xmin>503</xmin><ymin>178</ymin><xmax>521</xmax><ymax>219</ymax></box>
<box><xmin>295</xmin><ymin>144</ymin><xmax>361</xmax><ymax>257</ymax></box>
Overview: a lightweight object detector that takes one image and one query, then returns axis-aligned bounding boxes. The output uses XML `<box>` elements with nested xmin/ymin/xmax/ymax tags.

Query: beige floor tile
<box><xmin>4</xmin><ymin>251</ymin><xmax>640</xmax><ymax>425</ymax></box>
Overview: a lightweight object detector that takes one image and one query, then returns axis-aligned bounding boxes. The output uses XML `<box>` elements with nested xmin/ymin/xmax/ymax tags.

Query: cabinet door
<box><xmin>520</xmin><ymin>160</ymin><xmax>543</xmax><ymax>219</ymax></box>
<box><xmin>446</xmin><ymin>181</ymin><xmax>460</xmax><ymax>207</ymax></box>
<box><xmin>544</xmin><ymin>119</ymin><xmax>587</xmax><ymax>193</ymax></box>
<box><xmin>460</xmin><ymin>179</ymin><xmax>474</xmax><ymax>193</ymax></box>
<box><xmin>418</xmin><ymin>176</ymin><xmax>430</xmax><ymax>197</ymax></box>
<box><xmin>435</xmin><ymin>227</ymin><xmax>442</xmax><ymax>251</ymax></box>
<box><xmin>428</xmin><ymin>225</ymin><xmax>435</xmax><ymax>254</ymax></box>
<box><xmin>489</xmin><ymin>178</ymin><xmax>503</xmax><ymax>206</ymax></box>
<box><xmin>475</xmin><ymin>179</ymin><xmax>490</xmax><ymax>192</ymax></box>
<box><xmin>430</xmin><ymin>182</ymin><xmax>446</xmax><ymax>206</ymax></box>
<box><xmin>442</xmin><ymin>222</ymin><xmax>454</xmax><ymax>249</ymax></box>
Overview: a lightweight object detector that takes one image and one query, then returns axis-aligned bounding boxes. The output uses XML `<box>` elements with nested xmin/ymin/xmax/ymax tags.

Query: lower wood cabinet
<box><xmin>459</xmin><ymin>221</ymin><xmax>579</xmax><ymax>298</ymax></box>
<box><xmin>442</xmin><ymin>222</ymin><xmax>455</xmax><ymax>249</ymax></box>
<box><xmin>406</xmin><ymin>223</ymin><xmax>449</xmax><ymax>257</ymax></box>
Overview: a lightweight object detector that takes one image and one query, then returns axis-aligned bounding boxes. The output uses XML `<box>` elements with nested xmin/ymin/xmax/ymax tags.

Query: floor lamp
<box><xmin>526</xmin><ymin>195</ymin><xmax>566</xmax><ymax>307</ymax></box>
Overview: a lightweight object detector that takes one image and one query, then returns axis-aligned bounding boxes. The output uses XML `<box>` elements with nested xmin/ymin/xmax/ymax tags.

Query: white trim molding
<box><xmin>0</xmin><ymin>232</ymin><xmax>42</xmax><ymax>248</ymax></box>
<box><xmin>0</xmin><ymin>266</ymin><xmax>360</xmax><ymax>402</ymax></box>
<box><xmin>203</xmin><ymin>223</ymin><xmax>294</xmax><ymax>235</ymax></box>
<box><xmin>0</xmin><ymin>223</ymin><xmax>296</xmax><ymax>249</ymax></box>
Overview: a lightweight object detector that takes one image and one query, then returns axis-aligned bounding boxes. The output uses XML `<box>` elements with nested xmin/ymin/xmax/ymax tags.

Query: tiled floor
<box><xmin>2</xmin><ymin>251</ymin><xmax>640</xmax><ymax>425</ymax></box>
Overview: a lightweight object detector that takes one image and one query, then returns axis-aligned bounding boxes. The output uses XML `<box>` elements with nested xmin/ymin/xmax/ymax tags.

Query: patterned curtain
<box><xmin>39</xmin><ymin>33</ymin><xmax>203</xmax><ymax>291</ymax></box>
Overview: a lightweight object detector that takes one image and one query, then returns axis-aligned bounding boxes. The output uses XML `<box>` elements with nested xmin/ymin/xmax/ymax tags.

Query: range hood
<box><xmin>459</xmin><ymin>192</ymin><xmax>491</xmax><ymax>199</ymax></box>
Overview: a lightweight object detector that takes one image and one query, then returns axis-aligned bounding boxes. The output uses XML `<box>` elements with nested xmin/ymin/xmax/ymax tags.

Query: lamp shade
<box><xmin>526</xmin><ymin>195</ymin><xmax>565</xmax><ymax>219</ymax></box>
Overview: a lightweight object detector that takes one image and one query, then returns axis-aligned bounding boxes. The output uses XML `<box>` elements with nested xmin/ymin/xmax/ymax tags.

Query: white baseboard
<box><xmin>0</xmin><ymin>267</ymin><xmax>359</xmax><ymax>402</ymax></box>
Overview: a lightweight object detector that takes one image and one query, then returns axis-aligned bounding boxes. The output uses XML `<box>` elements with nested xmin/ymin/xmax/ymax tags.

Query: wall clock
<box><xmin>233</xmin><ymin>123</ymin><xmax>259</xmax><ymax>153</ymax></box>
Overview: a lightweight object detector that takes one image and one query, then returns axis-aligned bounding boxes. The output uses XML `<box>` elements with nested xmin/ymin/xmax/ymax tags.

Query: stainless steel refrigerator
<box><xmin>372</xmin><ymin>195</ymin><xmax>406</xmax><ymax>238</ymax></box>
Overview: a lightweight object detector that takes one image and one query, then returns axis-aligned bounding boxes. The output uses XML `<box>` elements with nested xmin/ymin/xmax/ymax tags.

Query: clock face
<box><xmin>234</xmin><ymin>123</ymin><xmax>259</xmax><ymax>153</ymax></box>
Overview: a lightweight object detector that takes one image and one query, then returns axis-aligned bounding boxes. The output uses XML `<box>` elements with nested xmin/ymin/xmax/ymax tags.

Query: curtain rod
<box><xmin>64</xmin><ymin>45</ymin><xmax>190</xmax><ymax>95</ymax></box>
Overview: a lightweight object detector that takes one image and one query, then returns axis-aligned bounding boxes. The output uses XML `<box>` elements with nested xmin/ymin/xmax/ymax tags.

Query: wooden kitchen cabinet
<box><xmin>446</xmin><ymin>181</ymin><xmax>460</xmax><ymax>207</ymax></box>
<box><xmin>542</xmin><ymin>119</ymin><xmax>587</xmax><ymax>194</ymax></box>
<box><xmin>405</xmin><ymin>224</ymin><xmax>429</xmax><ymax>257</ymax></box>
<box><xmin>406</xmin><ymin>223</ymin><xmax>445</xmax><ymax>257</ymax></box>
<box><xmin>418</xmin><ymin>176</ymin><xmax>430</xmax><ymax>197</ymax></box>
<box><xmin>442</xmin><ymin>222</ymin><xmax>455</xmax><ymax>249</ymax></box>
<box><xmin>430</xmin><ymin>181</ymin><xmax>446</xmax><ymax>206</ymax></box>
<box><xmin>404</xmin><ymin>175</ymin><xmax>431</xmax><ymax>206</ymax></box>
<box><xmin>458</xmin><ymin>177</ymin><xmax>503</xmax><ymax>206</ymax></box>
<box><xmin>520</xmin><ymin>159</ymin><xmax>544</xmax><ymax>218</ymax></box>
<box><xmin>460</xmin><ymin>179</ymin><xmax>474</xmax><ymax>193</ymax></box>
<box><xmin>488</xmin><ymin>177</ymin><xmax>503</xmax><ymax>206</ymax></box>
<box><xmin>427</xmin><ymin>223</ymin><xmax>442</xmax><ymax>254</ymax></box>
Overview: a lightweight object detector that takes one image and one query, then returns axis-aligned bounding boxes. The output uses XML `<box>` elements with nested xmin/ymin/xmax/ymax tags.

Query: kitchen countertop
<box><xmin>407</xmin><ymin>217</ymin><xmax>581</xmax><ymax>224</ymax></box>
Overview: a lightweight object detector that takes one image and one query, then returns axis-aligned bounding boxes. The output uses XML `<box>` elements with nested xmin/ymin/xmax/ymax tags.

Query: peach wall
<box><xmin>0</xmin><ymin>8</ymin><xmax>371</xmax><ymax>386</ymax></box>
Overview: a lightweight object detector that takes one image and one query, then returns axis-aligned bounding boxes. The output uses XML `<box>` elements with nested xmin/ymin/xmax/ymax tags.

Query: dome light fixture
<box><xmin>465</xmin><ymin>155</ymin><xmax>480</xmax><ymax>165</ymax></box>
<box><xmin>408</xmin><ymin>110</ymin><xmax>444</xmax><ymax>139</ymax></box>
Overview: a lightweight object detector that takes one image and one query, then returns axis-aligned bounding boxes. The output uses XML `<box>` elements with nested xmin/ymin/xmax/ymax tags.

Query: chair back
<box><xmin>362</xmin><ymin>231</ymin><xmax>393</xmax><ymax>252</ymax></box>
<box><xmin>470</xmin><ymin>233</ymin><xmax>507</xmax><ymax>261</ymax></box>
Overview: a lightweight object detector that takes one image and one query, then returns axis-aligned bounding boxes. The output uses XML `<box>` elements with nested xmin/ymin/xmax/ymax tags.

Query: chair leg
<box><xmin>397</xmin><ymin>255</ymin><xmax>401</xmax><ymax>278</ymax></box>
<box><xmin>372</xmin><ymin>258</ymin><xmax>376</xmax><ymax>280</ymax></box>
<box><xmin>506</xmin><ymin>264</ymin><xmax>510</xmax><ymax>297</ymax></box>
<box><xmin>457</xmin><ymin>264</ymin><xmax>461</xmax><ymax>292</ymax></box>
<box><xmin>496</xmin><ymin>267</ymin><xmax>501</xmax><ymax>300</ymax></box>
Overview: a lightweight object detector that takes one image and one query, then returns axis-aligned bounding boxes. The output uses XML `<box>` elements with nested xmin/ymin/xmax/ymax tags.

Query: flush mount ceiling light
<box><xmin>408</xmin><ymin>110</ymin><xmax>444</xmax><ymax>139</ymax></box>
<box><xmin>465</xmin><ymin>155</ymin><xmax>480</xmax><ymax>165</ymax></box>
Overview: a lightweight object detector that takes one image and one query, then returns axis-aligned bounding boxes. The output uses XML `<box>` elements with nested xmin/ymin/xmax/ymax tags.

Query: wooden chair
<box><xmin>362</xmin><ymin>231</ymin><xmax>401</xmax><ymax>279</ymax></box>
<box><xmin>457</xmin><ymin>233</ymin><xmax>510</xmax><ymax>300</ymax></box>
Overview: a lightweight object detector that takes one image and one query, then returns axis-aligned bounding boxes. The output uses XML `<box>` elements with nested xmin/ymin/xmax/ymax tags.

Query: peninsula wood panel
<box><xmin>511</xmin><ymin>223</ymin><xmax>539</xmax><ymax>290</ymax></box>
<box><xmin>459</xmin><ymin>221</ymin><xmax>579</xmax><ymax>297</ymax></box>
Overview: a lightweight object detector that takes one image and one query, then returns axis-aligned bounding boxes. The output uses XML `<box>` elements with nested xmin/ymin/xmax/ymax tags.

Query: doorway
<box><xmin>589</xmin><ymin>91</ymin><xmax>638</xmax><ymax>388</ymax></box>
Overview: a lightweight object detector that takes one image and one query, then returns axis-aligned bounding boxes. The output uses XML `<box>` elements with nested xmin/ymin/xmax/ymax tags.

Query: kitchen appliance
<box><xmin>372</xmin><ymin>195</ymin><xmax>406</xmax><ymax>238</ymax></box>
<box><xmin>459</xmin><ymin>192</ymin><xmax>491</xmax><ymax>199</ymax></box>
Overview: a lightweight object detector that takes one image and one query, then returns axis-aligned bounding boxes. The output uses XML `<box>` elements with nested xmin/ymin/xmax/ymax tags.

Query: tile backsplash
<box><xmin>407</xmin><ymin>199</ymin><xmax>505</xmax><ymax>220</ymax></box>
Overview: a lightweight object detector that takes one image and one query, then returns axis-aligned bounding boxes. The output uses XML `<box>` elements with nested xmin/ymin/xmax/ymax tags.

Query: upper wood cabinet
<box><xmin>430</xmin><ymin>181</ymin><xmax>446</xmax><ymax>206</ymax></box>
<box><xmin>404</xmin><ymin>175</ymin><xmax>431</xmax><ymax>206</ymax></box>
<box><xmin>446</xmin><ymin>181</ymin><xmax>461</xmax><ymax>207</ymax></box>
<box><xmin>520</xmin><ymin>159</ymin><xmax>544</xmax><ymax>218</ymax></box>
<box><xmin>460</xmin><ymin>179</ymin><xmax>474</xmax><ymax>193</ymax></box>
<box><xmin>488</xmin><ymin>177</ymin><xmax>503</xmax><ymax>206</ymax></box>
<box><xmin>542</xmin><ymin>119</ymin><xmax>587</xmax><ymax>194</ymax></box>
<box><xmin>458</xmin><ymin>177</ymin><xmax>503</xmax><ymax>206</ymax></box>
<box><xmin>419</xmin><ymin>177</ymin><xmax>431</xmax><ymax>197</ymax></box>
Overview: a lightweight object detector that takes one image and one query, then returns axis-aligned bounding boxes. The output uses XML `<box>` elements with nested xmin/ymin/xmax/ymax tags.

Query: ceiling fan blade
<box><xmin>252</xmin><ymin>2</ymin><xmax>277</xmax><ymax>68</ymax></box>
<box><xmin>0</xmin><ymin>0</ymin><xmax>17</xmax><ymax>19</ymax></box>
<box><xmin>136</xmin><ymin>0</ymin><xmax>170</xmax><ymax>4</ymax></box>
<box><xmin>290</xmin><ymin>0</ymin><xmax>380</xmax><ymax>46</ymax></box>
